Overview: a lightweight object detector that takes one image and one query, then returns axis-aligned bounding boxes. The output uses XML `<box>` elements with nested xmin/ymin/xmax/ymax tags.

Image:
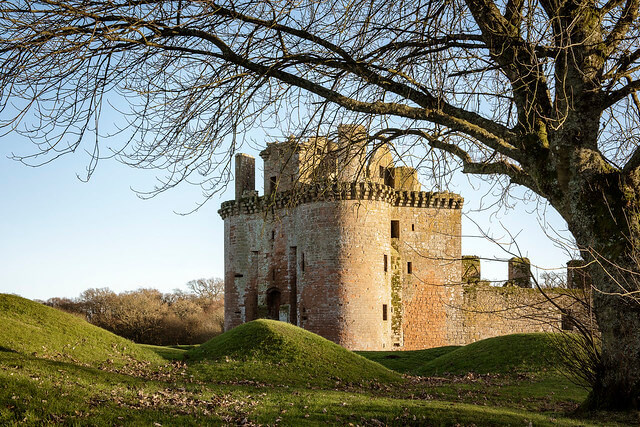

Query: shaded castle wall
<box><xmin>446</xmin><ymin>284</ymin><xmax>588</xmax><ymax>344</ymax></box>
<box><xmin>453</xmin><ymin>285</ymin><xmax>558</xmax><ymax>343</ymax></box>
<box><xmin>223</xmin><ymin>201</ymin><xmax>343</xmax><ymax>334</ymax></box>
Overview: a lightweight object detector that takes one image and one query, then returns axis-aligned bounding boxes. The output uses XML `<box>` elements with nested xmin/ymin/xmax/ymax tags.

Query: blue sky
<box><xmin>0</xmin><ymin>129</ymin><xmax>575</xmax><ymax>301</ymax></box>
<box><xmin>0</xmin><ymin>136</ymin><xmax>226</xmax><ymax>300</ymax></box>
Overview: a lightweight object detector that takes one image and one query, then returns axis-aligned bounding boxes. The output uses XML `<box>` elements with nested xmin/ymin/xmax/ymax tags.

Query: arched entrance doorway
<box><xmin>266</xmin><ymin>288</ymin><xmax>281</xmax><ymax>320</ymax></box>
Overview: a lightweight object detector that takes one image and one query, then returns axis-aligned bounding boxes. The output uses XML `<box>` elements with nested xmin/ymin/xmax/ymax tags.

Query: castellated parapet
<box><xmin>220</xmin><ymin>125</ymin><xmax>584</xmax><ymax>351</ymax></box>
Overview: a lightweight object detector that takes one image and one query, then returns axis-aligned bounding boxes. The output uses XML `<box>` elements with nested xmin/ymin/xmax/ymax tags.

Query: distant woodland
<box><xmin>43</xmin><ymin>278</ymin><xmax>224</xmax><ymax>345</ymax></box>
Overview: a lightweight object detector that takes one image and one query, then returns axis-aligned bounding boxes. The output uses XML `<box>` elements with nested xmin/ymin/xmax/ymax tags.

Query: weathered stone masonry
<box><xmin>219</xmin><ymin>125</ymin><xmax>583</xmax><ymax>351</ymax></box>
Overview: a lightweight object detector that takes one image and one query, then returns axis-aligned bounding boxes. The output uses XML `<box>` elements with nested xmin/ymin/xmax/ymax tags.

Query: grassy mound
<box><xmin>415</xmin><ymin>333</ymin><xmax>559</xmax><ymax>376</ymax></box>
<box><xmin>357</xmin><ymin>345</ymin><xmax>461</xmax><ymax>374</ymax></box>
<box><xmin>187</xmin><ymin>319</ymin><xmax>403</xmax><ymax>386</ymax></box>
<box><xmin>0</xmin><ymin>293</ymin><xmax>162</xmax><ymax>367</ymax></box>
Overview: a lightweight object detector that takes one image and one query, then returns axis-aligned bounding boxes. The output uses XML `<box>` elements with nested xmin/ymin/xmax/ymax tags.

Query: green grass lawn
<box><xmin>0</xmin><ymin>294</ymin><xmax>162</xmax><ymax>367</ymax></box>
<box><xmin>1</xmin><ymin>293</ymin><xmax>638</xmax><ymax>425</ymax></box>
<box><xmin>356</xmin><ymin>345</ymin><xmax>461</xmax><ymax>374</ymax></box>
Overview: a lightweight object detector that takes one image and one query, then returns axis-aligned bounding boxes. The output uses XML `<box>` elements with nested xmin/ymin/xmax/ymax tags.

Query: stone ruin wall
<box><xmin>221</xmin><ymin>180</ymin><xmax>464</xmax><ymax>351</ymax></box>
<box><xmin>222</xmin><ymin>125</ymin><xmax>589</xmax><ymax>351</ymax></box>
<box><xmin>446</xmin><ymin>285</ymin><xmax>580</xmax><ymax>345</ymax></box>
<box><xmin>444</xmin><ymin>258</ymin><xmax>592</xmax><ymax>346</ymax></box>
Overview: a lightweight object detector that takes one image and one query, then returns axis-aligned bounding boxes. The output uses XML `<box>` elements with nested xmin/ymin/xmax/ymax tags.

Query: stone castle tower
<box><xmin>219</xmin><ymin>125</ymin><xmax>464</xmax><ymax>351</ymax></box>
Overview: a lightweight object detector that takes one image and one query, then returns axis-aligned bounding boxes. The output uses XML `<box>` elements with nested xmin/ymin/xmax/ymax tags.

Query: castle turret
<box><xmin>235</xmin><ymin>154</ymin><xmax>255</xmax><ymax>200</ymax></box>
<box><xmin>336</xmin><ymin>124</ymin><xmax>368</xmax><ymax>182</ymax></box>
<box><xmin>393</xmin><ymin>166</ymin><xmax>421</xmax><ymax>191</ymax></box>
<box><xmin>462</xmin><ymin>255</ymin><xmax>481</xmax><ymax>283</ymax></box>
<box><xmin>508</xmin><ymin>257</ymin><xmax>531</xmax><ymax>288</ymax></box>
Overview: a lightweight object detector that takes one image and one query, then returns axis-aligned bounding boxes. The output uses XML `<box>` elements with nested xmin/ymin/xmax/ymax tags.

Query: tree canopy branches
<box><xmin>2</xmin><ymin>0</ymin><xmax>637</xmax><ymax>197</ymax></box>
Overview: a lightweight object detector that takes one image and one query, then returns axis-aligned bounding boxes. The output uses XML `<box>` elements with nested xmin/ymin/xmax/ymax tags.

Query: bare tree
<box><xmin>186</xmin><ymin>277</ymin><xmax>224</xmax><ymax>301</ymax></box>
<box><xmin>2</xmin><ymin>0</ymin><xmax>640</xmax><ymax>409</ymax></box>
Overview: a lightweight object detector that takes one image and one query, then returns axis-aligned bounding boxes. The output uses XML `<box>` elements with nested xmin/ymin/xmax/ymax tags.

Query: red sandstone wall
<box><xmin>223</xmin><ymin>188</ymin><xmax>465</xmax><ymax>350</ymax></box>
<box><xmin>328</xmin><ymin>200</ymin><xmax>394</xmax><ymax>350</ymax></box>
<box><xmin>290</xmin><ymin>201</ymin><xmax>345</xmax><ymax>343</ymax></box>
<box><xmin>223</xmin><ymin>196</ymin><xmax>580</xmax><ymax>350</ymax></box>
<box><xmin>396</xmin><ymin>206</ymin><xmax>462</xmax><ymax>350</ymax></box>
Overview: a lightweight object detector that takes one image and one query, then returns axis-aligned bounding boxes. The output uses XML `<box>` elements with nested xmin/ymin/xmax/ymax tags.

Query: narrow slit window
<box><xmin>411</xmin><ymin>224</ymin><xmax>415</xmax><ymax>231</ymax></box>
<box><xmin>384</xmin><ymin>254</ymin><xmax>388</xmax><ymax>272</ymax></box>
<box><xmin>391</xmin><ymin>220</ymin><xmax>400</xmax><ymax>238</ymax></box>
<box><xmin>271</xmin><ymin>229</ymin><xmax>275</xmax><ymax>240</ymax></box>
<box><xmin>407</xmin><ymin>262</ymin><xmax>413</xmax><ymax>274</ymax></box>
<box><xmin>301</xmin><ymin>252</ymin><xmax>305</xmax><ymax>272</ymax></box>
<box><xmin>382</xmin><ymin>304</ymin><xmax>388</xmax><ymax>321</ymax></box>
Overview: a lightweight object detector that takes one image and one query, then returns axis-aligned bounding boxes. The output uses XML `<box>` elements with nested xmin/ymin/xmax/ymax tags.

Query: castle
<box><xmin>219</xmin><ymin>125</ymin><xmax>586</xmax><ymax>351</ymax></box>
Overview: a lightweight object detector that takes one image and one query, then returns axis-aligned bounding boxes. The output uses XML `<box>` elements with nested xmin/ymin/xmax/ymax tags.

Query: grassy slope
<box><xmin>1</xmin><ymin>300</ymin><xmax>634</xmax><ymax>425</ymax></box>
<box><xmin>0</xmin><ymin>293</ymin><xmax>162</xmax><ymax>367</ymax></box>
<box><xmin>186</xmin><ymin>319</ymin><xmax>402</xmax><ymax>386</ymax></box>
<box><xmin>357</xmin><ymin>345</ymin><xmax>461</xmax><ymax>374</ymax></box>
<box><xmin>415</xmin><ymin>333</ymin><xmax>560</xmax><ymax>376</ymax></box>
<box><xmin>1</xmin><ymin>348</ymin><xmax>604</xmax><ymax>426</ymax></box>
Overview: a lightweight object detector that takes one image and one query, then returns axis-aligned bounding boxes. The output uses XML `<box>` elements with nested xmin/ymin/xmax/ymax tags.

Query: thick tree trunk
<box><xmin>589</xmin><ymin>284</ymin><xmax>640</xmax><ymax>409</ymax></box>
<box><xmin>560</xmin><ymin>169</ymin><xmax>640</xmax><ymax>410</ymax></box>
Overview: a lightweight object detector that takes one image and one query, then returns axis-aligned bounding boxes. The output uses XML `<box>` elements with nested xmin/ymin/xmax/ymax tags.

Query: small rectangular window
<box><xmin>391</xmin><ymin>220</ymin><xmax>400</xmax><ymax>238</ymax></box>
<box><xmin>411</xmin><ymin>224</ymin><xmax>415</xmax><ymax>231</ymax></box>
<box><xmin>384</xmin><ymin>254</ymin><xmax>388</xmax><ymax>272</ymax></box>
<box><xmin>382</xmin><ymin>304</ymin><xmax>388</xmax><ymax>321</ymax></box>
<box><xmin>301</xmin><ymin>252</ymin><xmax>305</xmax><ymax>272</ymax></box>
<box><xmin>271</xmin><ymin>229</ymin><xmax>275</xmax><ymax>240</ymax></box>
<box><xmin>379</xmin><ymin>165</ymin><xmax>385</xmax><ymax>178</ymax></box>
<box><xmin>269</xmin><ymin>176</ymin><xmax>277</xmax><ymax>193</ymax></box>
<box><xmin>407</xmin><ymin>262</ymin><xmax>413</xmax><ymax>274</ymax></box>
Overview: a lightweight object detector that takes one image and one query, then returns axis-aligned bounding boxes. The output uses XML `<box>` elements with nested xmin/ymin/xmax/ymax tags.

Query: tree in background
<box><xmin>4</xmin><ymin>0</ymin><xmax>640</xmax><ymax>408</ymax></box>
<box><xmin>186</xmin><ymin>278</ymin><xmax>225</xmax><ymax>301</ymax></box>
<box><xmin>46</xmin><ymin>283</ymin><xmax>224</xmax><ymax>345</ymax></box>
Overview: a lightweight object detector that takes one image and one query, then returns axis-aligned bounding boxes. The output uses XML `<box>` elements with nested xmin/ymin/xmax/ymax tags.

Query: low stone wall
<box><xmin>444</xmin><ymin>283</ymin><xmax>588</xmax><ymax>346</ymax></box>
